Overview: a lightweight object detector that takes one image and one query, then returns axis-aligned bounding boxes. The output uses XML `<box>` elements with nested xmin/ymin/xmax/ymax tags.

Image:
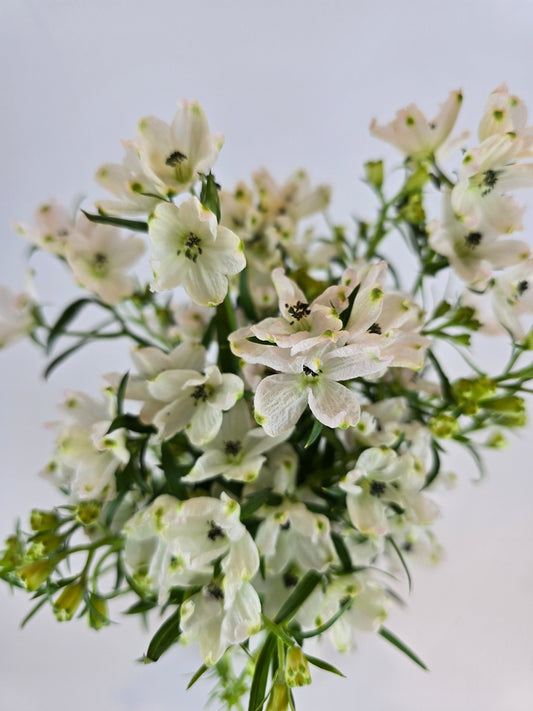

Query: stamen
<box><xmin>207</xmin><ymin>520</ymin><xmax>225</xmax><ymax>541</ymax></box>
<box><xmin>302</xmin><ymin>364</ymin><xmax>320</xmax><ymax>377</ymax></box>
<box><xmin>206</xmin><ymin>582</ymin><xmax>224</xmax><ymax>600</ymax></box>
<box><xmin>285</xmin><ymin>300</ymin><xmax>311</xmax><ymax>324</ymax></box>
<box><xmin>369</xmin><ymin>480</ymin><xmax>386</xmax><ymax>497</ymax></box>
<box><xmin>367</xmin><ymin>322</ymin><xmax>382</xmax><ymax>334</ymax></box>
<box><xmin>465</xmin><ymin>231</ymin><xmax>483</xmax><ymax>248</ymax></box>
<box><xmin>184</xmin><ymin>232</ymin><xmax>203</xmax><ymax>263</ymax></box>
<box><xmin>165</xmin><ymin>150</ymin><xmax>187</xmax><ymax>166</ymax></box>
<box><xmin>518</xmin><ymin>280</ymin><xmax>529</xmax><ymax>296</ymax></box>
<box><xmin>224</xmin><ymin>440</ymin><xmax>242</xmax><ymax>457</ymax></box>
<box><xmin>191</xmin><ymin>384</ymin><xmax>208</xmax><ymax>403</ymax></box>
<box><xmin>481</xmin><ymin>169</ymin><xmax>499</xmax><ymax>196</ymax></box>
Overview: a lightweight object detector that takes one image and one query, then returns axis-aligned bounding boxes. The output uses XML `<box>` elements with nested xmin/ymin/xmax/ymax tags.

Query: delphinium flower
<box><xmin>491</xmin><ymin>258</ymin><xmax>533</xmax><ymax>338</ymax></box>
<box><xmin>428</xmin><ymin>190</ymin><xmax>531</xmax><ymax>287</ymax></box>
<box><xmin>182</xmin><ymin>400</ymin><xmax>291</xmax><ymax>484</ymax></box>
<box><xmin>65</xmin><ymin>216</ymin><xmax>145</xmax><ymax>304</ymax></box>
<box><xmin>125</xmin><ymin>493</ymin><xmax>261</xmax><ymax>664</ymax></box>
<box><xmin>0</xmin><ymin>286</ymin><xmax>36</xmax><ymax>349</ymax></box>
<box><xmin>370</xmin><ymin>89</ymin><xmax>466</xmax><ymax>162</ymax></box>
<box><xmin>136</xmin><ymin>99</ymin><xmax>223</xmax><ymax>196</ymax></box>
<box><xmin>13</xmin><ymin>199</ymin><xmax>75</xmax><ymax>256</ymax></box>
<box><xmin>44</xmin><ymin>388</ymin><xmax>129</xmax><ymax>501</ymax></box>
<box><xmin>95</xmin><ymin>140</ymin><xmax>169</xmax><ymax>216</ymax></box>
<box><xmin>148</xmin><ymin>196</ymin><xmax>245</xmax><ymax>306</ymax></box>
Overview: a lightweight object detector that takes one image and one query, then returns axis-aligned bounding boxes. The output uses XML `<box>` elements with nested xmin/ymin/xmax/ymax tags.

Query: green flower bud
<box><xmin>30</xmin><ymin>509</ymin><xmax>59</xmax><ymax>532</ymax></box>
<box><xmin>285</xmin><ymin>646</ymin><xmax>312</xmax><ymax>687</ymax></box>
<box><xmin>483</xmin><ymin>396</ymin><xmax>526</xmax><ymax>414</ymax></box>
<box><xmin>75</xmin><ymin>501</ymin><xmax>101</xmax><ymax>527</ymax></box>
<box><xmin>27</xmin><ymin>532</ymin><xmax>62</xmax><ymax>560</ymax></box>
<box><xmin>88</xmin><ymin>593</ymin><xmax>109</xmax><ymax>630</ymax></box>
<box><xmin>521</xmin><ymin>328</ymin><xmax>533</xmax><ymax>350</ymax></box>
<box><xmin>0</xmin><ymin>535</ymin><xmax>25</xmax><ymax>568</ymax></box>
<box><xmin>364</xmin><ymin>160</ymin><xmax>383</xmax><ymax>190</ymax></box>
<box><xmin>486</xmin><ymin>431</ymin><xmax>508</xmax><ymax>449</ymax></box>
<box><xmin>429</xmin><ymin>414</ymin><xmax>460</xmax><ymax>439</ymax></box>
<box><xmin>54</xmin><ymin>580</ymin><xmax>85</xmax><ymax>622</ymax></box>
<box><xmin>17</xmin><ymin>558</ymin><xmax>57</xmax><ymax>591</ymax></box>
<box><xmin>266</xmin><ymin>674</ymin><xmax>290</xmax><ymax>711</ymax></box>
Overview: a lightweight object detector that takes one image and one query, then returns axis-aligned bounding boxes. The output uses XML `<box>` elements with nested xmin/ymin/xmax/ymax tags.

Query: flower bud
<box><xmin>521</xmin><ymin>328</ymin><xmax>533</xmax><ymax>350</ymax></box>
<box><xmin>27</xmin><ymin>532</ymin><xmax>62</xmax><ymax>560</ymax></box>
<box><xmin>364</xmin><ymin>160</ymin><xmax>383</xmax><ymax>190</ymax></box>
<box><xmin>17</xmin><ymin>558</ymin><xmax>56</xmax><ymax>591</ymax></box>
<box><xmin>88</xmin><ymin>593</ymin><xmax>109</xmax><ymax>630</ymax></box>
<box><xmin>486</xmin><ymin>431</ymin><xmax>508</xmax><ymax>449</ymax></box>
<box><xmin>266</xmin><ymin>674</ymin><xmax>289</xmax><ymax>711</ymax></box>
<box><xmin>30</xmin><ymin>509</ymin><xmax>59</xmax><ymax>532</ymax></box>
<box><xmin>285</xmin><ymin>646</ymin><xmax>312</xmax><ymax>687</ymax></box>
<box><xmin>429</xmin><ymin>414</ymin><xmax>459</xmax><ymax>439</ymax></box>
<box><xmin>53</xmin><ymin>580</ymin><xmax>85</xmax><ymax>621</ymax></box>
<box><xmin>75</xmin><ymin>501</ymin><xmax>101</xmax><ymax>527</ymax></box>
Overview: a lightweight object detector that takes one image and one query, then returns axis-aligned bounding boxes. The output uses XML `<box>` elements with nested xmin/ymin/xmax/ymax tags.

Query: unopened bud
<box><xmin>285</xmin><ymin>646</ymin><xmax>312</xmax><ymax>687</ymax></box>
<box><xmin>27</xmin><ymin>532</ymin><xmax>62</xmax><ymax>560</ymax></box>
<box><xmin>17</xmin><ymin>558</ymin><xmax>56</xmax><ymax>591</ymax></box>
<box><xmin>429</xmin><ymin>414</ymin><xmax>459</xmax><ymax>439</ymax></box>
<box><xmin>486</xmin><ymin>431</ymin><xmax>508</xmax><ymax>449</ymax></box>
<box><xmin>30</xmin><ymin>509</ymin><xmax>59</xmax><ymax>532</ymax></box>
<box><xmin>364</xmin><ymin>160</ymin><xmax>383</xmax><ymax>190</ymax></box>
<box><xmin>88</xmin><ymin>593</ymin><xmax>109</xmax><ymax>630</ymax></box>
<box><xmin>75</xmin><ymin>501</ymin><xmax>101</xmax><ymax>527</ymax></box>
<box><xmin>266</xmin><ymin>673</ymin><xmax>289</xmax><ymax>711</ymax></box>
<box><xmin>54</xmin><ymin>580</ymin><xmax>85</xmax><ymax>621</ymax></box>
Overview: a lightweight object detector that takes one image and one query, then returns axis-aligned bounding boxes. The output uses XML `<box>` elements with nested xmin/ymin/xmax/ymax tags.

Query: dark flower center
<box><xmin>369</xmin><ymin>480</ymin><xmax>387</xmax><ymax>497</ymax></box>
<box><xmin>207</xmin><ymin>520</ymin><xmax>225</xmax><ymax>542</ymax></box>
<box><xmin>165</xmin><ymin>150</ymin><xmax>187</xmax><ymax>167</ymax></box>
<box><xmin>286</xmin><ymin>300</ymin><xmax>311</xmax><ymax>324</ymax></box>
<box><xmin>224</xmin><ymin>440</ymin><xmax>242</xmax><ymax>457</ymax></box>
<box><xmin>465</xmin><ymin>231</ymin><xmax>483</xmax><ymax>248</ymax></box>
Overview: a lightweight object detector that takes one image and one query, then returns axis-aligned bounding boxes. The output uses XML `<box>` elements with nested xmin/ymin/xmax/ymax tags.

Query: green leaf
<box><xmin>248</xmin><ymin>633</ymin><xmax>276</xmax><ymax>711</ymax></box>
<box><xmin>379</xmin><ymin>626</ymin><xmax>428</xmax><ymax>670</ymax></box>
<box><xmin>124</xmin><ymin>599</ymin><xmax>158</xmax><ymax>615</ymax></box>
<box><xmin>240</xmin><ymin>491</ymin><xmax>283</xmax><ymax>520</ymax></box>
<box><xmin>386</xmin><ymin>536</ymin><xmax>412</xmax><ymax>593</ymax></box>
<box><xmin>82</xmin><ymin>210</ymin><xmax>148</xmax><ymax>232</ymax></box>
<box><xmin>261</xmin><ymin>615</ymin><xmax>295</xmax><ymax>647</ymax></box>
<box><xmin>46</xmin><ymin>298</ymin><xmax>94</xmax><ymax>354</ymax></box>
<box><xmin>238</xmin><ymin>268</ymin><xmax>258</xmax><ymax>322</ymax></box>
<box><xmin>44</xmin><ymin>339</ymin><xmax>92</xmax><ymax>379</ymax></box>
<box><xmin>106</xmin><ymin>414</ymin><xmax>157</xmax><ymax>435</ymax></box>
<box><xmin>144</xmin><ymin>606</ymin><xmax>182</xmax><ymax>663</ymax></box>
<box><xmin>422</xmin><ymin>443</ymin><xmax>441</xmax><ymax>490</ymax></box>
<box><xmin>305</xmin><ymin>419</ymin><xmax>323</xmax><ymax>448</ymax></box>
<box><xmin>304</xmin><ymin>654</ymin><xmax>346</xmax><ymax>678</ymax></box>
<box><xmin>426</xmin><ymin>349</ymin><xmax>453</xmax><ymax>402</ymax></box>
<box><xmin>160</xmin><ymin>441</ymin><xmax>191</xmax><ymax>498</ymax></box>
<box><xmin>187</xmin><ymin>663</ymin><xmax>209</xmax><ymax>690</ymax></box>
<box><xmin>274</xmin><ymin>570</ymin><xmax>322</xmax><ymax>624</ymax></box>
<box><xmin>104</xmin><ymin>492</ymin><xmax>126</xmax><ymax>528</ymax></box>
<box><xmin>199</xmin><ymin>173</ymin><xmax>221</xmax><ymax>221</ymax></box>
<box><xmin>20</xmin><ymin>597</ymin><xmax>48</xmax><ymax>628</ymax></box>
<box><xmin>116</xmin><ymin>372</ymin><xmax>129</xmax><ymax>417</ymax></box>
<box><xmin>331</xmin><ymin>532</ymin><xmax>353</xmax><ymax>573</ymax></box>
<box><xmin>297</xmin><ymin>598</ymin><xmax>351</xmax><ymax>639</ymax></box>
<box><xmin>340</xmin><ymin>284</ymin><xmax>360</xmax><ymax>329</ymax></box>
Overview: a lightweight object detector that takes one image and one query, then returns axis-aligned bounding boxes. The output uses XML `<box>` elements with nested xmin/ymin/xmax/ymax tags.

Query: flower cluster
<box><xmin>2</xmin><ymin>88</ymin><xmax>533</xmax><ymax>711</ymax></box>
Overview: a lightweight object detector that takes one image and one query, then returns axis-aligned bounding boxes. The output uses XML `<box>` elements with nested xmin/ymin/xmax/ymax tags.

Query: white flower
<box><xmin>451</xmin><ymin>132</ymin><xmax>533</xmax><ymax>234</ymax></box>
<box><xmin>95</xmin><ymin>140</ymin><xmax>168</xmax><ymax>216</ymax></box>
<box><xmin>148</xmin><ymin>197</ymin><xmax>245</xmax><ymax>306</ymax></box>
<box><xmin>180</xmin><ymin>581</ymin><xmax>261</xmax><ymax>666</ymax></box>
<box><xmin>183</xmin><ymin>400</ymin><xmax>290</xmax><ymax>484</ymax></box>
<box><xmin>252</xmin><ymin>168</ymin><xmax>331</xmax><ymax>222</ymax></box>
<box><xmin>65</xmin><ymin>216</ymin><xmax>145</xmax><ymax>304</ymax></box>
<box><xmin>137</xmin><ymin>100</ymin><xmax>223</xmax><ymax>195</ymax></box>
<box><xmin>429</xmin><ymin>191</ymin><xmax>530</xmax><ymax>286</ymax></box>
<box><xmin>491</xmin><ymin>259</ymin><xmax>533</xmax><ymax>338</ymax></box>
<box><xmin>0</xmin><ymin>286</ymin><xmax>36</xmax><ymax>349</ymax></box>
<box><xmin>370</xmin><ymin>89</ymin><xmax>466</xmax><ymax>161</ymax></box>
<box><xmin>478</xmin><ymin>84</ymin><xmax>532</xmax><ymax>142</ymax></box>
<box><xmin>13</xmin><ymin>200</ymin><xmax>74</xmax><ymax>255</ymax></box>
<box><xmin>44</xmin><ymin>389</ymin><xmax>129</xmax><ymax>501</ymax></box>
<box><xmin>255</xmin><ymin>501</ymin><xmax>337</xmax><ymax>574</ymax></box>
<box><xmin>341</xmin><ymin>447</ymin><xmax>438</xmax><ymax>537</ymax></box>
<box><xmin>148</xmin><ymin>364</ymin><xmax>243</xmax><ymax>445</ymax></box>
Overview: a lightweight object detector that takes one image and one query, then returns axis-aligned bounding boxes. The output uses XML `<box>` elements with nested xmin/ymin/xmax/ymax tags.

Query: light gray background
<box><xmin>1</xmin><ymin>1</ymin><xmax>533</xmax><ymax>709</ymax></box>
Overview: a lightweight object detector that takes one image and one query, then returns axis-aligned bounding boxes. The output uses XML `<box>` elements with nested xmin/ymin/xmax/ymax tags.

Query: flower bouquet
<box><xmin>2</xmin><ymin>84</ymin><xmax>532</xmax><ymax>710</ymax></box>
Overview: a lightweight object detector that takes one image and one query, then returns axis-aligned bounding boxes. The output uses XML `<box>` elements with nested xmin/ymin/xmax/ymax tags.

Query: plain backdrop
<box><xmin>1</xmin><ymin>1</ymin><xmax>533</xmax><ymax>710</ymax></box>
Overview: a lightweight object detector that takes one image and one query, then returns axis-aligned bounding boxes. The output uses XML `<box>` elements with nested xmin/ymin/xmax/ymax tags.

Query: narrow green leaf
<box><xmin>199</xmin><ymin>172</ymin><xmax>221</xmax><ymax>221</ymax></box>
<box><xmin>331</xmin><ymin>532</ymin><xmax>353</xmax><ymax>573</ymax></box>
<box><xmin>304</xmin><ymin>654</ymin><xmax>346</xmax><ymax>678</ymax></box>
<box><xmin>248</xmin><ymin>633</ymin><xmax>276</xmax><ymax>711</ymax></box>
<box><xmin>422</xmin><ymin>443</ymin><xmax>441</xmax><ymax>490</ymax></box>
<box><xmin>274</xmin><ymin>570</ymin><xmax>322</xmax><ymax>624</ymax></box>
<box><xmin>124</xmin><ymin>599</ymin><xmax>158</xmax><ymax>615</ymax></box>
<box><xmin>238</xmin><ymin>268</ymin><xmax>258</xmax><ymax>322</ymax></box>
<box><xmin>116</xmin><ymin>372</ymin><xmax>129</xmax><ymax>417</ymax></box>
<box><xmin>20</xmin><ymin>597</ymin><xmax>48</xmax><ymax>628</ymax></box>
<box><xmin>104</xmin><ymin>492</ymin><xmax>126</xmax><ymax>528</ymax></box>
<box><xmin>305</xmin><ymin>419</ymin><xmax>323</xmax><ymax>448</ymax></box>
<box><xmin>340</xmin><ymin>284</ymin><xmax>360</xmax><ymax>328</ymax></box>
<box><xmin>297</xmin><ymin>599</ymin><xmax>351</xmax><ymax>639</ymax></box>
<box><xmin>106</xmin><ymin>414</ymin><xmax>157</xmax><ymax>435</ymax></box>
<box><xmin>387</xmin><ymin>535</ymin><xmax>412</xmax><ymax>593</ymax></box>
<box><xmin>144</xmin><ymin>607</ymin><xmax>182</xmax><ymax>663</ymax></box>
<box><xmin>261</xmin><ymin>615</ymin><xmax>295</xmax><ymax>647</ymax></box>
<box><xmin>379</xmin><ymin>626</ymin><xmax>428</xmax><ymax>670</ymax></box>
<box><xmin>44</xmin><ymin>339</ymin><xmax>91</xmax><ymax>379</ymax></box>
<box><xmin>187</xmin><ymin>663</ymin><xmax>209</xmax><ymax>689</ymax></box>
<box><xmin>82</xmin><ymin>210</ymin><xmax>148</xmax><ymax>232</ymax></box>
<box><xmin>46</xmin><ymin>298</ymin><xmax>94</xmax><ymax>354</ymax></box>
<box><xmin>426</xmin><ymin>350</ymin><xmax>453</xmax><ymax>402</ymax></box>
